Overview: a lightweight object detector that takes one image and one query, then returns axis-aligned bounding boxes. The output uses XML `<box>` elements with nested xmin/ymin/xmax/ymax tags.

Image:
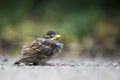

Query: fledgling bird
<box><xmin>14</xmin><ymin>31</ymin><xmax>63</xmax><ymax>65</ymax></box>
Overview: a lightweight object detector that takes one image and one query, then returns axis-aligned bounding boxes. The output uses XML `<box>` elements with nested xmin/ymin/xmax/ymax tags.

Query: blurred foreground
<box><xmin>0</xmin><ymin>57</ymin><xmax>120</xmax><ymax>80</ymax></box>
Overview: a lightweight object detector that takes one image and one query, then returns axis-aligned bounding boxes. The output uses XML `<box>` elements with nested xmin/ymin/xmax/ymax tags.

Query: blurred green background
<box><xmin>0</xmin><ymin>0</ymin><xmax>120</xmax><ymax>59</ymax></box>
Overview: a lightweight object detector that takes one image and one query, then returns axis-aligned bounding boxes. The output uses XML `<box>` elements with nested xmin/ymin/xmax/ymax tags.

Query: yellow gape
<box><xmin>51</xmin><ymin>35</ymin><xmax>61</xmax><ymax>40</ymax></box>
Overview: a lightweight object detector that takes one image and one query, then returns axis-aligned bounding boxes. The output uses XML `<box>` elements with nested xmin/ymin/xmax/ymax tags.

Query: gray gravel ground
<box><xmin>0</xmin><ymin>57</ymin><xmax>120</xmax><ymax>80</ymax></box>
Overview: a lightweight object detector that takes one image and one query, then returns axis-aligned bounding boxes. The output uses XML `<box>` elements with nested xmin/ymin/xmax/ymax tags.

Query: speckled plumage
<box><xmin>14</xmin><ymin>31</ymin><xmax>63</xmax><ymax>65</ymax></box>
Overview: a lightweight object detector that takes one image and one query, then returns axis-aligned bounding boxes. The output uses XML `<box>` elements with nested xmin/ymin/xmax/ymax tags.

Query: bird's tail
<box><xmin>14</xmin><ymin>60</ymin><xmax>21</xmax><ymax>65</ymax></box>
<box><xmin>14</xmin><ymin>56</ymin><xmax>34</xmax><ymax>65</ymax></box>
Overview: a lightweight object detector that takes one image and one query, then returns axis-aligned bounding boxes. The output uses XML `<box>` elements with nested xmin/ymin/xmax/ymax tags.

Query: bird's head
<box><xmin>43</xmin><ymin>31</ymin><xmax>61</xmax><ymax>41</ymax></box>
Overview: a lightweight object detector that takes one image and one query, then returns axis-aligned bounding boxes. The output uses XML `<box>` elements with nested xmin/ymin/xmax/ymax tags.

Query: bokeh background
<box><xmin>0</xmin><ymin>0</ymin><xmax>120</xmax><ymax>59</ymax></box>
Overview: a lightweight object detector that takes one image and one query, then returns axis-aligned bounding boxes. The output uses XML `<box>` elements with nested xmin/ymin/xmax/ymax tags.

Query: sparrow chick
<box><xmin>14</xmin><ymin>31</ymin><xmax>63</xmax><ymax>66</ymax></box>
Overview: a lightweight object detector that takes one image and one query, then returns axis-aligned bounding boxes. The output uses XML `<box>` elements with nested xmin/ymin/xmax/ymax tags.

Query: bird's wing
<box><xmin>14</xmin><ymin>38</ymin><xmax>48</xmax><ymax>64</ymax></box>
<box><xmin>21</xmin><ymin>38</ymin><xmax>54</xmax><ymax>58</ymax></box>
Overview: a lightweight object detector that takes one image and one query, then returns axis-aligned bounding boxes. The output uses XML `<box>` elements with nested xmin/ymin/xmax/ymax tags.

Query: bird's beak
<box><xmin>51</xmin><ymin>35</ymin><xmax>61</xmax><ymax>40</ymax></box>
